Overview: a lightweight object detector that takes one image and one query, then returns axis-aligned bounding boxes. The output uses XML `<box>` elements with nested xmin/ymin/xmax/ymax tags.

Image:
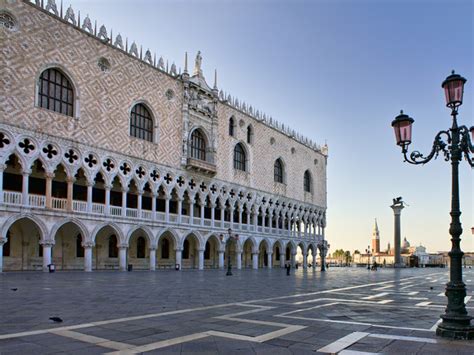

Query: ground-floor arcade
<box><xmin>0</xmin><ymin>213</ymin><xmax>327</xmax><ymax>272</ymax></box>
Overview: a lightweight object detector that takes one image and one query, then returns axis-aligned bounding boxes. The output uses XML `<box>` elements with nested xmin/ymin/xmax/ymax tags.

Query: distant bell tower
<box><xmin>372</xmin><ymin>218</ymin><xmax>380</xmax><ymax>253</ymax></box>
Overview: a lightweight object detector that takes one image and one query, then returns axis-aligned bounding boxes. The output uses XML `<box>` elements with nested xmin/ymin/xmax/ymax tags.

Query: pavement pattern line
<box><xmin>317</xmin><ymin>331</ymin><xmax>370</xmax><ymax>353</ymax></box>
<box><xmin>50</xmin><ymin>330</ymin><xmax>133</xmax><ymax>350</ymax></box>
<box><xmin>0</xmin><ymin>272</ymin><xmax>442</xmax><ymax>341</ymax></box>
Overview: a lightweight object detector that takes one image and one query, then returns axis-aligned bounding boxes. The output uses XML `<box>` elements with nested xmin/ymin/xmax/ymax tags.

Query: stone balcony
<box><xmin>185</xmin><ymin>157</ymin><xmax>217</xmax><ymax>176</ymax></box>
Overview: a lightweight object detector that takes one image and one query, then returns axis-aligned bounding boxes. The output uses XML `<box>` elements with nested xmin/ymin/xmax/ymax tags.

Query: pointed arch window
<box><xmin>130</xmin><ymin>103</ymin><xmax>153</xmax><ymax>142</ymax></box>
<box><xmin>274</xmin><ymin>159</ymin><xmax>284</xmax><ymax>183</ymax></box>
<box><xmin>229</xmin><ymin>117</ymin><xmax>235</xmax><ymax>136</ymax></box>
<box><xmin>233</xmin><ymin>143</ymin><xmax>246</xmax><ymax>171</ymax></box>
<box><xmin>161</xmin><ymin>238</ymin><xmax>170</xmax><ymax>259</ymax></box>
<box><xmin>76</xmin><ymin>234</ymin><xmax>84</xmax><ymax>258</ymax></box>
<box><xmin>38</xmin><ymin>68</ymin><xmax>74</xmax><ymax>116</ymax></box>
<box><xmin>137</xmin><ymin>236</ymin><xmax>146</xmax><ymax>258</ymax></box>
<box><xmin>190</xmin><ymin>130</ymin><xmax>206</xmax><ymax>161</ymax></box>
<box><xmin>204</xmin><ymin>241</ymin><xmax>211</xmax><ymax>260</ymax></box>
<box><xmin>247</xmin><ymin>125</ymin><xmax>253</xmax><ymax>144</ymax></box>
<box><xmin>4</xmin><ymin>231</ymin><xmax>10</xmax><ymax>257</ymax></box>
<box><xmin>108</xmin><ymin>234</ymin><xmax>118</xmax><ymax>258</ymax></box>
<box><xmin>304</xmin><ymin>170</ymin><xmax>312</xmax><ymax>192</ymax></box>
<box><xmin>183</xmin><ymin>239</ymin><xmax>190</xmax><ymax>259</ymax></box>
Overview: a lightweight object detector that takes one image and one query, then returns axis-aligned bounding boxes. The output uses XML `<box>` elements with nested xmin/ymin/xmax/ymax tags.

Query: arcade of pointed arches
<box><xmin>0</xmin><ymin>215</ymin><xmax>322</xmax><ymax>272</ymax></box>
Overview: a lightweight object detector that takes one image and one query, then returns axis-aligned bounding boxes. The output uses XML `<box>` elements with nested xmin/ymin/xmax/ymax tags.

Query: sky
<box><xmin>67</xmin><ymin>0</ymin><xmax>473</xmax><ymax>253</ymax></box>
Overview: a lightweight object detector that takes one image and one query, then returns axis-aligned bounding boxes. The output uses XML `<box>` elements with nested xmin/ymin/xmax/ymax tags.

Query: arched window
<box><xmin>4</xmin><ymin>231</ymin><xmax>10</xmax><ymax>257</ymax></box>
<box><xmin>204</xmin><ymin>241</ymin><xmax>211</xmax><ymax>260</ymax></box>
<box><xmin>247</xmin><ymin>125</ymin><xmax>253</xmax><ymax>144</ymax></box>
<box><xmin>275</xmin><ymin>246</ymin><xmax>280</xmax><ymax>261</ymax></box>
<box><xmin>229</xmin><ymin>117</ymin><xmax>235</xmax><ymax>136</ymax></box>
<box><xmin>183</xmin><ymin>239</ymin><xmax>190</xmax><ymax>259</ymax></box>
<box><xmin>130</xmin><ymin>103</ymin><xmax>153</xmax><ymax>142</ymax></box>
<box><xmin>137</xmin><ymin>236</ymin><xmax>146</xmax><ymax>258</ymax></box>
<box><xmin>108</xmin><ymin>234</ymin><xmax>118</xmax><ymax>258</ymax></box>
<box><xmin>76</xmin><ymin>234</ymin><xmax>84</xmax><ymax>258</ymax></box>
<box><xmin>190</xmin><ymin>130</ymin><xmax>206</xmax><ymax>161</ymax></box>
<box><xmin>304</xmin><ymin>170</ymin><xmax>312</xmax><ymax>192</ymax></box>
<box><xmin>161</xmin><ymin>238</ymin><xmax>169</xmax><ymax>259</ymax></box>
<box><xmin>233</xmin><ymin>143</ymin><xmax>246</xmax><ymax>171</ymax></box>
<box><xmin>286</xmin><ymin>247</ymin><xmax>291</xmax><ymax>261</ymax></box>
<box><xmin>38</xmin><ymin>68</ymin><xmax>74</xmax><ymax>116</ymax></box>
<box><xmin>274</xmin><ymin>159</ymin><xmax>284</xmax><ymax>183</ymax></box>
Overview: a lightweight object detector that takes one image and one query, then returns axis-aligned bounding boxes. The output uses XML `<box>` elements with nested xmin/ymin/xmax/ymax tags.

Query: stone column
<box><xmin>200</xmin><ymin>202</ymin><xmax>205</xmax><ymax>227</ymax></box>
<box><xmin>189</xmin><ymin>197</ymin><xmax>195</xmax><ymax>225</ymax></box>
<box><xmin>45</xmin><ymin>172</ymin><xmax>54</xmax><ymax>209</ymax></box>
<box><xmin>41</xmin><ymin>240</ymin><xmax>54</xmax><ymax>272</ymax></box>
<box><xmin>236</xmin><ymin>251</ymin><xmax>242</xmax><ymax>269</ymax></box>
<box><xmin>320</xmin><ymin>245</ymin><xmax>327</xmax><ymax>271</ymax></box>
<box><xmin>177</xmin><ymin>197</ymin><xmax>183</xmax><ymax>224</ymax></box>
<box><xmin>118</xmin><ymin>245</ymin><xmax>127</xmax><ymax>271</ymax></box>
<box><xmin>312</xmin><ymin>248</ymin><xmax>317</xmax><ymax>269</ymax></box>
<box><xmin>267</xmin><ymin>251</ymin><xmax>273</xmax><ymax>269</ymax></box>
<box><xmin>252</xmin><ymin>252</ymin><xmax>258</xmax><ymax>269</ymax></box>
<box><xmin>220</xmin><ymin>205</ymin><xmax>225</xmax><ymax>228</ymax></box>
<box><xmin>105</xmin><ymin>185</ymin><xmax>111</xmax><ymax>215</ymax></box>
<box><xmin>280</xmin><ymin>252</ymin><xmax>285</xmax><ymax>268</ymax></box>
<box><xmin>175</xmin><ymin>248</ymin><xmax>182</xmax><ymax>270</ymax></box>
<box><xmin>391</xmin><ymin>202</ymin><xmax>405</xmax><ymax>268</ymax></box>
<box><xmin>0</xmin><ymin>164</ymin><xmax>4</xmax><ymax>204</ymax></box>
<box><xmin>287</xmin><ymin>216</ymin><xmax>292</xmax><ymax>236</ymax></box>
<box><xmin>218</xmin><ymin>251</ymin><xmax>224</xmax><ymax>269</ymax></box>
<box><xmin>83</xmin><ymin>242</ymin><xmax>93</xmax><ymax>272</ymax></box>
<box><xmin>253</xmin><ymin>211</ymin><xmax>258</xmax><ymax>231</ymax></box>
<box><xmin>137</xmin><ymin>191</ymin><xmax>142</xmax><ymax>219</ymax></box>
<box><xmin>210</xmin><ymin>202</ymin><xmax>216</xmax><ymax>228</ymax></box>
<box><xmin>152</xmin><ymin>193</ymin><xmax>157</xmax><ymax>220</ymax></box>
<box><xmin>276</xmin><ymin>216</ymin><xmax>280</xmax><ymax>234</ymax></box>
<box><xmin>22</xmin><ymin>171</ymin><xmax>30</xmax><ymax>206</ymax></box>
<box><xmin>165</xmin><ymin>195</ymin><xmax>171</xmax><ymax>223</ymax></box>
<box><xmin>303</xmin><ymin>250</ymin><xmax>308</xmax><ymax>269</ymax></box>
<box><xmin>247</xmin><ymin>211</ymin><xmax>251</xmax><ymax>230</ymax></box>
<box><xmin>121</xmin><ymin>188</ymin><xmax>128</xmax><ymax>217</ymax></box>
<box><xmin>229</xmin><ymin>206</ymin><xmax>234</xmax><ymax>229</ymax></box>
<box><xmin>149</xmin><ymin>247</ymin><xmax>156</xmax><ymax>271</ymax></box>
<box><xmin>198</xmin><ymin>249</ymin><xmax>204</xmax><ymax>270</ymax></box>
<box><xmin>66</xmin><ymin>177</ymin><xmax>74</xmax><ymax>211</ymax></box>
<box><xmin>291</xmin><ymin>251</ymin><xmax>297</xmax><ymax>268</ymax></box>
<box><xmin>238</xmin><ymin>206</ymin><xmax>243</xmax><ymax>230</ymax></box>
<box><xmin>86</xmin><ymin>181</ymin><xmax>93</xmax><ymax>213</ymax></box>
<box><xmin>0</xmin><ymin>239</ymin><xmax>5</xmax><ymax>273</ymax></box>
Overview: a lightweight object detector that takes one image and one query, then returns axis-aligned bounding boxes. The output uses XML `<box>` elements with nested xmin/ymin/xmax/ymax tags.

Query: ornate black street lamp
<box><xmin>391</xmin><ymin>71</ymin><xmax>474</xmax><ymax>340</ymax></box>
<box><xmin>365</xmin><ymin>246</ymin><xmax>371</xmax><ymax>270</ymax></box>
<box><xmin>220</xmin><ymin>228</ymin><xmax>239</xmax><ymax>276</ymax></box>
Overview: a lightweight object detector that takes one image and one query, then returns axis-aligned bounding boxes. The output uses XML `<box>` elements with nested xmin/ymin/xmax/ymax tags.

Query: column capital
<box><xmin>149</xmin><ymin>246</ymin><xmax>157</xmax><ymax>251</ymax></box>
<box><xmin>66</xmin><ymin>176</ymin><xmax>76</xmax><ymax>183</ymax></box>
<box><xmin>121</xmin><ymin>187</ymin><xmax>129</xmax><ymax>193</ymax></box>
<box><xmin>266</xmin><ymin>251</ymin><xmax>273</xmax><ymax>256</ymax></box>
<box><xmin>105</xmin><ymin>184</ymin><xmax>112</xmax><ymax>191</ymax></box>
<box><xmin>40</xmin><ymin>240</ymin><xmax>55</xmax><ymax>247</ymax></box>
<box><xmin>0</xmin><ymin>163</ymin><xmax>5</xmax><ymax>171</ymax></box>
<box><xmin>174</xmin><ymin>247</ymin><xmax>183</xmax><ymax>252</ymax></box>
<box><xmin>118</xmin><ymin>244</ymin><xmax>128</xmax><ymax>249</ymax></box>
<box><xmin>22</xmin><ymin>169</ymin><xmax>31</xmax><ymax>176</ymax></box>
<box><xmin>45</xmin><ymin>172</ymin><xmax>55</xmax><ymax>179</ymax></box>
<box><xmin>0</xmin><ymin>238</ymin><xmax>6</xmax><ymax>246</ymax></box>
<box><xmin>82</xmin><ymin>241</ymin><xmax>95</xmax><ymax>248</ymax></box>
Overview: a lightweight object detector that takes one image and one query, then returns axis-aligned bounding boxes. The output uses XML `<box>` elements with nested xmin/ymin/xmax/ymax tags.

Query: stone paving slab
<box><xmin>1</xmin><ymin>268</ymin><xmax>474</xmax><ymax>354</ymax></box>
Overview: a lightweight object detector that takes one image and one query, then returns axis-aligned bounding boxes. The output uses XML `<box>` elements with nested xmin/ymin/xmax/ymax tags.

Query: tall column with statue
<box><xmin>391</xmin><ymin>197</ymin><xmax>405</xmax><ymax>268</ymax></box>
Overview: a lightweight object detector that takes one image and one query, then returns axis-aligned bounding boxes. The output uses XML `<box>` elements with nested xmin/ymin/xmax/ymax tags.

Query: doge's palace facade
<box><xmin>0</xmin><ymin>0</ymin><xmax>328</xmax><ymax>272</ymax></box>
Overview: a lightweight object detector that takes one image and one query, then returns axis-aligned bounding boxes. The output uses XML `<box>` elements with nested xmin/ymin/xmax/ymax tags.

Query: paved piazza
<box><xmin>1</xmin><ymin>268</ymin><xmax>474</xmax><ymax>354</ymax></box>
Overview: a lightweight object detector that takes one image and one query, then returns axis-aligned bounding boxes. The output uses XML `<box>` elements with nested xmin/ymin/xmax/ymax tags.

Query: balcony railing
<box><xmin>0</xmin><ymin>192</ymin><xmax>320</xmax><ymax>239</ymax></box>
<box><xmin>4</xmin><ymin>191</ymin><xmax>21</xmax><ymax>205</ymax></box>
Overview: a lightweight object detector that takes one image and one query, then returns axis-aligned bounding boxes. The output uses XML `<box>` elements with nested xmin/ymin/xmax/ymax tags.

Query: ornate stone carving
<box><xmin>98</xmin><ymin>25</ymin><xmax>108</xmax><ymax>41</ymax></box>
<box><xmin>188</xmin><ymin>89</ymin><xmax>215</xmax><ymax>116</ymax></box>
<box><xmin>82</xmin><ymin>15</ymin><xmax>93</xmax><ymax>33</ymax></box>
<box><xmin>129</xmin><ymin>42</ymin><xmax>138</xmax><ymax>57</ymax></box>
<box><xmin>46</xmin><ymin>0</ymin><xmax>58</xmax><ymax>16</ymax></box>
<box><xmin>64</xmin><ymin>5</ymin><xmax>76</xmax><ymax>25</ymax></box>
<box><xmin>0</xmin><ymin>11</ymin><xmax>17</xmax><ymax>31</ymax></box>
<box><xmin>144</xmin><ymin>50</ymin><xmax>152</xmax><ymax>64</ymax></box>
<box><xmin>170</xmin><ymin>63</ymin><xmax>177</xmax><ymax>76</ymax></box>
<box><xmin>193</xmin><ymin>51</ymin><xmax>202</xmax><ymax>77</ymax></box>
<box><xmin>158</xmin><ymin>56</ymin><xmax>164</xmax><ymax>70</ymax></box>
<box><xmin>114</xmin><ymin>34</ymin><xmax>123</xmax><ymax>49</ymax></box>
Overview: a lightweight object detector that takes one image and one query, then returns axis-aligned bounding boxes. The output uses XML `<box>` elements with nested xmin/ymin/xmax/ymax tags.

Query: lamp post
<box><xmin>391</xmin><ymin>71</ymin><xmax>474</xmax><ymax>340</ymax></box>
<box><xmin>220</xmin><ymin>228</ymin><xmax>239</xmax><ymax>276</ymax></box>
<box><xmin>365</xmin><ymin>246</ymin><xmax>371</xmax><ymax>270</ymax></box>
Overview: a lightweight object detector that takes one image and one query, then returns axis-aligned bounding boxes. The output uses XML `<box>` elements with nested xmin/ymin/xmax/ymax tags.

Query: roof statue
<box><xmin>194</xmin><ymin>51</ymin><xmax>203</xmax><ymax>77</ymax></box>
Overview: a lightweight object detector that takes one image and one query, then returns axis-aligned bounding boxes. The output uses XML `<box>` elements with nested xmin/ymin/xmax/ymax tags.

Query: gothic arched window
<box><xmin>190</xmin><ymin>130</ymin><xmax>206</xmax><ymax>161</ymax></box>
<box><xmin>108</xmin><ymin>234</ymin><xmax>118</xmax><ymax>258</ymax></box>
<box><xmin>274</xmin><ymin>159</ymin><xmax>284</xmax><ymax>183</ymax></box>
<box><xmin>275</xmin><ymin>246</ymin><xmax>280</xmax><ymax>261</ymax></box>
<box><xmin>76</xmin><ymin>234</ymin><xmax>84</xmax><ymax>258</ymax></box>
<box><xmin>130</xmin><ymin>103</ymin><xmax>153</xmax><ymax>142</ymax></box>
<box><xmin>304</xmin><ymin>170</ymin><xmax>312</xmax><ymax>192</ymax></box>
<box><xmin>233</xmin><ymin>143</ymin><xmax>246</xmax><ymax>171</ymax></box>
<box><xmin>247</xmin><ymin>125</ymin><xmax>253</xmax><ymax>144</ymax></box>
<box><xmin>161</xmin><ymin>238</ymin><xmax>169</xmax><ymax>259</ymax></box>
<box><xmin>4</xmin><ymin>231</ymin><xmax>10</xmax><ymax>257</ymax></box>
<box><xmin>229</xmin><ymin>117</ymin><xmax>235</xmax><ymax>136</ymax></box>
<box><xmin>38</xmin><ymin>68</ymin><xmax>74</xmax><ymax>116</ymax></box>
<box><xmin>204</xmin><ymin>241</ymin><xmax>210</xmax><ymax>260</ymax></box>
<box><xmin>183</xmin><ymin>239</ymin><xmax>190</xmax><ymax>259</ymax></box>
<box><xmin>137</xmin><ymin>236</ymin><xmax>146</xmax><ymax>258</ymax></box>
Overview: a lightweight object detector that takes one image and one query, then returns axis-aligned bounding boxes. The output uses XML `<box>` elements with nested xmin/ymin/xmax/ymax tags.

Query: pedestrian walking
<box><xmin>286</xmin><ymin>262</ymin><xmax>291</xmax><ymax>275</ymax></box>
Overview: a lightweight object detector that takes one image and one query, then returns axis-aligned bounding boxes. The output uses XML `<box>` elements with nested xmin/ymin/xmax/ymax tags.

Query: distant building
<box><xmin>371</xmin><ymin>219</ymin><xmax>380</xmax><ymax>254</ymax></box>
